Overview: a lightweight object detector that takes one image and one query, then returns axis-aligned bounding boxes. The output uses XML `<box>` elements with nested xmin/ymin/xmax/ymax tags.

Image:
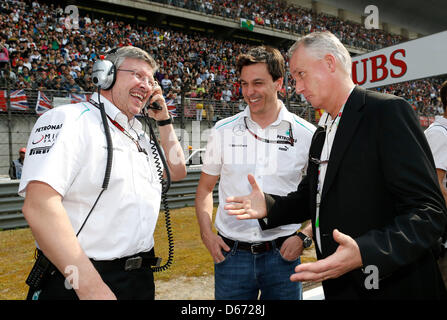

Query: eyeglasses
<box><xmin>309</xmin><ymin>156</ymin><xmax>329</xmax><ymax>165</ymax></box>
<box><xmin>309</xmin><ymin>126</ymin><xmax>329</xmax><ymax>165</ymax></box>
<box><xmin>117</xmin><ymin>69</ymin><xmax>157</xmax><ymax>88</ymax></box>
<box><xmin>244</xmin><ymin>117</ymin><xmax>294</xmax><ymax>146</ymax></box>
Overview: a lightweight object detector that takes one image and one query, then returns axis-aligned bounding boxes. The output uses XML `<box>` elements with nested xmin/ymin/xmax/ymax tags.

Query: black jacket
<box><xmin>263</xmin><ymin>86</ymin><xmax>447</xmax><ymax>299</ymax></box>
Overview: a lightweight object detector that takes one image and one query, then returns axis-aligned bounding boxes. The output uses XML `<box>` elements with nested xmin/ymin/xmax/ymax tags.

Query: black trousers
<box><xmin>26</xmin><ymin>262</ymin><xmax>155</xmax><ymax>300</ymax></box>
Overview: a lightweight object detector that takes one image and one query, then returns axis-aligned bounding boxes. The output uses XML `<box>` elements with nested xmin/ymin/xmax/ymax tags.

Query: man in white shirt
<box><xmin>161</xmin><ymin>74</ymin><xmax>172</xmax><ymax>94</ymax></box>
<box><xmin>222</xmin><ymin>86</ymin><xmax>232</xmax><ymax>103</ymax></box>
<box><xmin>29</xmin><ymin>49</ymin><xmax>41</xmax><ymax>63</ymax></box>
<box><xmin>195</xmin><ymin>46</ymin><xmax>315</xmax><ymax>300</ymax></box>
<box><xmin>425</xmin><ymin>80</ymin><xmax>447</xmax><ymax>287</ymax></box>
<box><xmin>20</xmin><ymin>46</ymin><xmax>186</xmax><ymax>300</ymax></box>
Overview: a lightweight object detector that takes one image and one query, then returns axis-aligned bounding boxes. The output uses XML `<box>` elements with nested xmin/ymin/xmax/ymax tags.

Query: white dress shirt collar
<box><xmin>242</xmin><ymin>99</ymin><xmax>294</xmax><ymax>128</ymax></box>
<box><xmin>90</xmin><ymin>92</ymin><xmax>143</xmax><ymax>132</ymax></box>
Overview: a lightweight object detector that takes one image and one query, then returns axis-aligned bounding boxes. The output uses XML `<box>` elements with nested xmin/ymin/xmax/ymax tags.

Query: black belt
<box><xmin>91</xmin><ymin>249</ymin><xmax>161</xmax><ymax>272</ymax></box>
<box><xmin>220</xmin><ymin>234</ymin><xmax>291</xmax><ymax>254</ymax></box>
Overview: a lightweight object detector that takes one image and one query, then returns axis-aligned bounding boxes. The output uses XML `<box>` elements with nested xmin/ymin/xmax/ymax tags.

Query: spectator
<box><xmin>0</xmin><ymin>38</ymin><xmax>10</xmax><ymax>68</ymax></box>
<box><xmin>0</xmin><ymin>64</ymin><xmax>16</xmax><ymax>87</ymax></box>
<box><xmin>50</xmin><ymin>75</ymin><xmax>62</xmax><ymax>90</ymax></box>
<box><xmin>195</xmin><ymin>101</ymin><xmax>203</xmax><ymax>121</ymax></box>
<box><xmin>9</xmin><ymin>147</ymin><xmax>25</xmax><ymax>180</ymax></box>
<box><xmin>221</xmin><ymin>83</ymin><xmax>232</xmax><ymax>112</ymax></box>
<box><xmin>196</xmin><ymin>82</ymin><xmax>206</xmax><ymax>97</ymax></box>
<box><xmin>161</xmin><ymin>73</ymin><xmax>172</xmax><ymax>94</ymax></box>
<box><xmin>30</xmin><ymin>49</ymin><xmax>41</xmax><ymax>63</ymax></box>
<box><xmin>64</xmin><ymin>76</ymin><xmax>81</xmax><ymax>93</ymax></box>
<box><xmin>22</xmin><ymin>66</ymin><xmax>31</xmax><ymax>83</ymax></box>
<box><xmin>204</xmin><ymin>101</ymin><xmax>214</xmax><ymax>127</ymax></box>
<box><xmin>22</xmin><ymin>56</ymin><xmax>31</xmax><ymax>71</ymax></box>
<box><xmin>221</xmin><ymin>83</ymin><xmax>232</xmax><ymax>103</ymax></box>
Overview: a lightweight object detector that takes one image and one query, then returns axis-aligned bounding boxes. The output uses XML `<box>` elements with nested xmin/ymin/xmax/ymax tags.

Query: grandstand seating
<box><xmin>0</xmin><ymin>0</ymin><xmax>444</xmax><ymax>118</ymax></box>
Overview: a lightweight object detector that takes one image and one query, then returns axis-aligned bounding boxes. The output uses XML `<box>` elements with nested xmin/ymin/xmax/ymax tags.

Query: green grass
<box><xmin>0</xmin><ymin>228</ymin><xmax>36</xmax><ymax>300</ymax></box>
<box><xmin>152</xmin><ymin>207</ymin><xmax>217</xmax><ymax>281</ymax></box>
<box><xmin>0</xmin><ymin>207</ymin><xmax>316</xmax><ymax>300</ymax></box>
<box><xmin>0</xmin><ymin>207</ymin><xmax>215</xmax><ymax>299</ymax></box>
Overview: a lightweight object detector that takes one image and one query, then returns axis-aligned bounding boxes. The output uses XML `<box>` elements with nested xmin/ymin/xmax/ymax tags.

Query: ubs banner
<box><xmin>351</xmin><ymin>30</ymin><xmax>447</xmax><ymax>88</ymax></box>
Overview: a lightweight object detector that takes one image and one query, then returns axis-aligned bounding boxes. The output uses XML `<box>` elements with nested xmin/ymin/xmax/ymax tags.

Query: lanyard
<box><xmin>89</xmin><ymin>99</ymin><xmax>148</xmax><ymax>155</ymax></box>
<box><xmin>315</xmin><ymin>107</ymin><xmax>344</xmax><ymax>253</ymax></box>
<box><xmin>243</xmin><ymin>117</ymin><xmax>294</xmax><ymax>146</ymax></box>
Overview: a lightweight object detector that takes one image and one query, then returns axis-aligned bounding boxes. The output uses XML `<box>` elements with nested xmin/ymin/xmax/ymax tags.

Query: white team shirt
<box><xmin>425</xmin><ymin>115</ymin><xmax>447</xmax><ymax>187</ymax></box>
<box><xmin>202</xmin><ymin>101</ymin><xmax>315</xmax><ymax>242</ymax></box>
<box><xmin>19</xmin><ymin>93</ymin><xmax>162</xmax><ymax>260</ymax></box>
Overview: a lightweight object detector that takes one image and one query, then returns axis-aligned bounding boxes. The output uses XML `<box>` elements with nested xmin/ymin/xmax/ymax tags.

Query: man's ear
<box><xmin>275</xmin><ymin>77</ymin><xmax>284</xmax><ymax>91</ymax></box>
<box><xmin>324</xmin><ymin>54</ymin><xmax>337</xmax><ymax>73</ymax></box>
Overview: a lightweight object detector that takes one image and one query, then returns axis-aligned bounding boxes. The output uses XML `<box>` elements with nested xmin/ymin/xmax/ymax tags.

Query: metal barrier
<box><xmin>0</xmin><ymin>87</ymin><xmax>315</xmax><ymax>175</ymax></box>
<box><xmin>0</xmin><ymin>180</ymin><xmax>26</xmax><ymax>229</ymax></box>
<box><xmin>0</xmin><ymin>168</ymin><xmax>217</xmax><ymax>230</ymax></box>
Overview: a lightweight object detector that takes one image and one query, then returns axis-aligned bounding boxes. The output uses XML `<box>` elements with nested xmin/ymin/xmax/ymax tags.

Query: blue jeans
<box><xmin>214</xmin><ymin>240</ymin><xmax>302</xmax><ymax>300</ymax></box>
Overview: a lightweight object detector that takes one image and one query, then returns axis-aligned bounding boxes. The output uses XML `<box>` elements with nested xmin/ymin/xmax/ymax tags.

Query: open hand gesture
<box><xmin>225</xmin><ymin>174</ymin><xmax>267</xmax><ymax>220</ymax></box>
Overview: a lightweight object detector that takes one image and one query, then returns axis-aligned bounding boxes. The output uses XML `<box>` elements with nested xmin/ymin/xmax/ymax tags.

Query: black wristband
<box><xmin>296</xmin><ymin>231</ymin><xmax>307</xmax><ymax>241</ymax></box>
<box><xmin>157</xmin><ymin>116</ymin><xmax>173</xmax><ymax>126</ymax></box>
<box><xmin>296</xmin><ymin>231</ymin><xmax>313</xmax><ymax>248</ymax></box>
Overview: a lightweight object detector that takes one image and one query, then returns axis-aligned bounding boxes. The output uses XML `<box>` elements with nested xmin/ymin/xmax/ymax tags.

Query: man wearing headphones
<box><xmin>19</xmin><ymin>46</ymin><xmax>186</xmax><ymax>300</ymax></box>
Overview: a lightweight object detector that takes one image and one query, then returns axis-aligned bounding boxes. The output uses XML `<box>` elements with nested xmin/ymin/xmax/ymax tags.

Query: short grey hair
<box><xmin>288</xmin><ymin>31</ymin><xmax>352</xmax><ymax>75</ymax></box>
<box><xmin>106</xmin><ymin>46</ymin><xmax>159</xmax><ymax>72</ymax></box>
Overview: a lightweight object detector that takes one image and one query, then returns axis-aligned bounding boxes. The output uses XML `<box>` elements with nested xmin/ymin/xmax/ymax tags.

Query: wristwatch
<box><xmin>296</xmin><ymin>231</ymin><xmax>313</xmax><ymax>249</ymax></box>
<box><xmin>157</xmin><ymin>115</ymin><xmax>173</xmax><ymax>126</ymax></box>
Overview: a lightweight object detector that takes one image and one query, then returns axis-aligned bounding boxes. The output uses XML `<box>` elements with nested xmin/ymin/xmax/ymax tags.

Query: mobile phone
<box><xmin>148</xmin><ymin>101</ymin><xmax>162</xmax><ymax>110</ymax></box>
<box><xmin>26</xmin><ymin>250</ymin><xmax>55</xmax><ymax>289</ymax></box>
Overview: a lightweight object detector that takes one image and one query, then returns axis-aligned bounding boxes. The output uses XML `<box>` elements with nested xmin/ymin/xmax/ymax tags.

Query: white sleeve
<box><xmin>425</xmin><ymin>128</ymin><xmax>447</xmax><ymax>171</ymax></box>
<box><xmin>201</xmin><ymin>127</ymin><xmax>222</xmax><ymax>176</ymax></box>
<box><xmin>18</xmin><ymin>107</ymin><xmax>84</xmax><ymax>197</ymax></box>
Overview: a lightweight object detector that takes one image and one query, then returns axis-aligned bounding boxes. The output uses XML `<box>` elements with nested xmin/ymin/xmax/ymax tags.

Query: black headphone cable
<box><xmin>76</xmin><ymin>88</ymin><xmax>113</xmax><ymax>236</ymax></box>
<box><xmin>144</xmin><ymin>117</ymin><xmax>174</xmax><ymax>272</ymax></box>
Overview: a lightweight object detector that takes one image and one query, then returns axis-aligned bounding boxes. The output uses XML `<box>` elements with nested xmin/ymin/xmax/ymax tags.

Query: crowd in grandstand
<box><xmin>151</xmin><ymin>0</ymin><xmax>404</xmax><ymax>50</ymax></box>
<box><xmin>0</xmin><ymin>0</ymin><xmax>250</xmax><ymax>103</ymax></box>
<box><xmin>0</xmin><ymin>0</ymin><xmax>444</xmax><ymax>118</ymax></box>
<box><xmin>375</xmin><ymin>77</ymin><xmax>446</xmax><ymax>116</ymax></box>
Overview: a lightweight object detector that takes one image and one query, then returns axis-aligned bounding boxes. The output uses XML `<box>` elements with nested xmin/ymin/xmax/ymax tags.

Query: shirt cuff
<box><xmin>257</xmin><ymin>193</ymin><xmax>276</xmax><ymax>230</ymax></box>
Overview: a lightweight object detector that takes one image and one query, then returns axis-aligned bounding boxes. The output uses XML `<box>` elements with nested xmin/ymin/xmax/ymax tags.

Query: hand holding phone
<box><xmin>143</xmin><ymin>81</ymin><xmax>170</xmax><ymax>121</ymax></box>
<box><xmin>148</xmin><ymin>101</ymin><xmax>162</xmax><ymax>110</ymax></box>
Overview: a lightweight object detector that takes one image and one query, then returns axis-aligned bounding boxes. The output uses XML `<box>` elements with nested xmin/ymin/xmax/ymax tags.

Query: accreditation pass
<box><xmin>180</xmin><ymin>303</ymin><xmax>266</xmax><ymax>317</ymax></box>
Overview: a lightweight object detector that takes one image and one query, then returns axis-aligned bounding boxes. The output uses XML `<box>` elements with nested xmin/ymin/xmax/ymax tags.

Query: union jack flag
<box><xmin>0</xmin><ymin>90</ymin><xmax>6</xmax><ymax>112</ymax></box>
<box><xmin>35</xmin><ymin>91</ymin><xmax>53</xmax><ymax>116</ymax></box>
<box><xmin>10</xmin><ymin>90</ymin><xmax>29</xmax><ymax>111</ymax></box>
<box><xmin>0</xmin><ymin>89</ymin><xmax>29</xmax><ymax>111</ymax></box>
<box><xmin>70</xmin><ymin>93</ymin><xmax>90</xmax><ymax>104</ymax></box>
<box><xmin>166</xmin><ymin>99</ymin><xmax>177</xmax><ymax>118</ymax></box>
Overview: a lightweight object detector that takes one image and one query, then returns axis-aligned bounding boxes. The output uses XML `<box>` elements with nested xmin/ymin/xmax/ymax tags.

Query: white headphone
<box><xmin>91</xmin><ymin>48</ymin><xmax>118</xmax><ymax>90</ymax></box>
